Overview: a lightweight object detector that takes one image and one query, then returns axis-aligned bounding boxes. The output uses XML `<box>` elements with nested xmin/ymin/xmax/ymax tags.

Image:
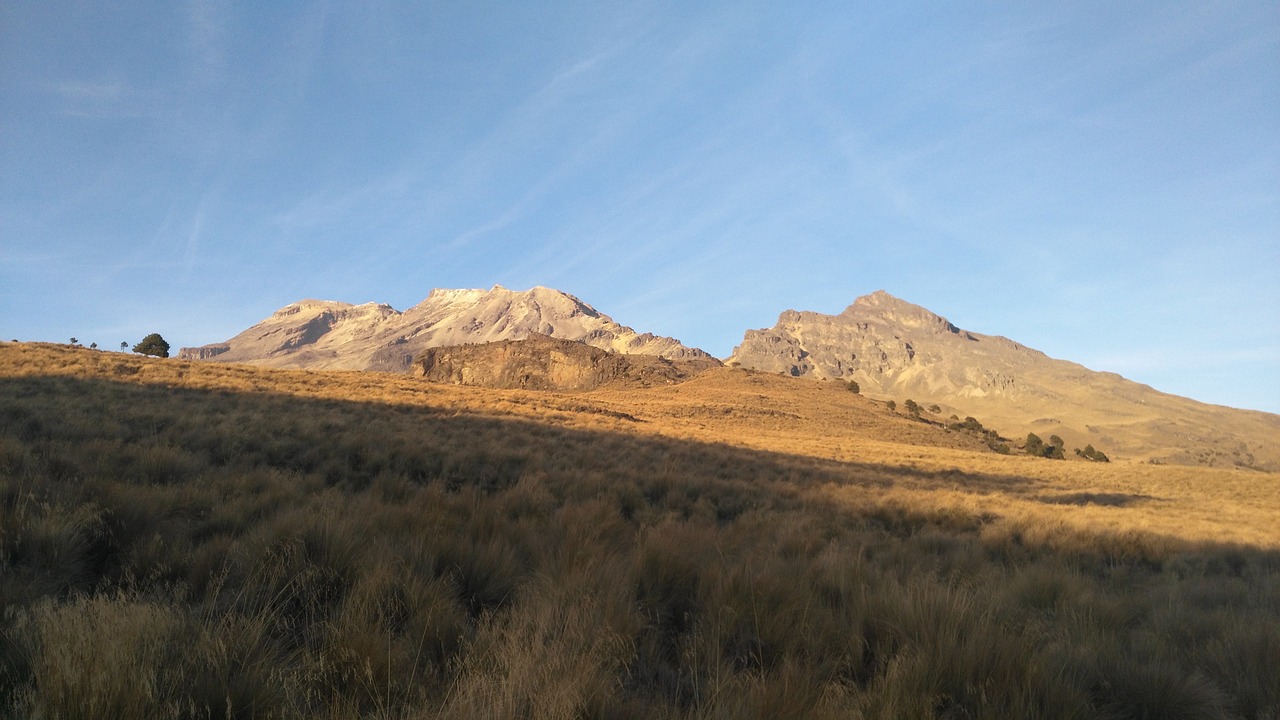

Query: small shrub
<box><xmin>1024</xmin><ymin>434</ymin><xmax>1065</xmax><ymax>459</ymax></box>
<box><xmin>1025</xmin><ymin>433</ymin><xmax>1045</xmax><ymax>457</ymax></box>
<box><xmin>1078</xmin><ymin>444</ymin><xmax>1110</xmax><ymax>462</ymax></box>
<box><xmin>949</xmin><ymin>417</ymin><xmax>984</xmax><ymax>433</ymax></box>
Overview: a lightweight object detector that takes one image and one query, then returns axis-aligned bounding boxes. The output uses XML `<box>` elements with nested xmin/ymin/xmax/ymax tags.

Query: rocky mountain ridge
<box><xmin>178</xmin><ymin>285</ymin><xmax>713</xmax><ymax>372</ymax></box>
<box><xmin>177</xmin><ymin>284</ymin><xmax>1278</xmax><ymax>469</ymax></box>
<box><xmin>729</xmin><ymin>290</ymin><xmax>1280</xmax><ymax>470</ymax></box>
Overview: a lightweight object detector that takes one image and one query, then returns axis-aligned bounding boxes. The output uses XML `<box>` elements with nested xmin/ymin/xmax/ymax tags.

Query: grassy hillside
<box><xmin>725</xmin><ymin>291</ymin><xmax>1280</xmax><ymax>472</ymax></box>
<box><xmin>2</xmin><ymin>343</ymin><xmax>1278</xmax><ymax>719</ymax></box>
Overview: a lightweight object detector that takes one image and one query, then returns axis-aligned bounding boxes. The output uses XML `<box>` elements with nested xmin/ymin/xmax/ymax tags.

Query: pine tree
<box><xmin>903</xmin><ymin>399</ymin><xmax>920</xmax><ymax>418</ymax></box>
<box><xmin>132</xmin><ymin>333</ymin><xmax>170</xmax><ymax>358</ymax></box>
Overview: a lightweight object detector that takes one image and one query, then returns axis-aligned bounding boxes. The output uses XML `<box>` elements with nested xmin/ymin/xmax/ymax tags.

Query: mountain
<box><xmin>728</xmin><ymin>290</ymin><xmax>1280</xmax><ymax>470</ymax></box>
<box><xmin>415</xmin><ymin>333</ymin><xmax>720</xmax><ymax>392</ymax></box>
<box><xmin>179</xmin><ymin>285</ymin><xmax>715</xmax><ymax>372</ymax></box>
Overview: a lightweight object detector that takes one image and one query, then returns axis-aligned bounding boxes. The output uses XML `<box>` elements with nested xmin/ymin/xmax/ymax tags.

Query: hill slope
<box><xmin>728</xmin><ymin>291</ymin><xmax>1280</xmax><ymax>470</ymax></box>
<box><xmin>4</xmin><ymin>342</ymin><xmax>1275</xmax><ymax>547</ymax></box>
<box><xmin>3</xmin><ymin>342</ymin><xmax>1278</xmax><ymax>718</ymax></box>
<box><xmin>178</xmin><ymin>285</ymin><xmax>714</xmax><ymax>371</ymax></box>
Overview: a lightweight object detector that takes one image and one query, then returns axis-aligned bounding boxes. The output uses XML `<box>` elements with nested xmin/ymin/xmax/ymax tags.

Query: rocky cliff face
<box><xmin>179</xmin><ymin>285</ymin><xmax>715</xmax><ymax>372</ymax></box>
<box><xmin>415</xmin><ymin>333</ymin><xmax>720</xmax><ymax>391</ymax></box>
<box><xmin>729</xmin><ymin>291</ymin><xmax>1280</xmax><ymax>470</ymax></box>
<box><xmin>729</xmin><ymin>291</ymin><xmax>1031</xmax><ymax>393</ymax></box>
<box><xmin>179</xmin><ymin>344</ymin><xmax>230</xmax><ymax>360</ymax></box>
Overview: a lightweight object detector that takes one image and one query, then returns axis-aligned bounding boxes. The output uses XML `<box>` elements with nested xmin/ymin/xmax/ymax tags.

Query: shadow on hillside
<box><xmin>5</xmin><ymin>370</ymin><xmax>1280</xmax><ymax>720</ymax></box>
<box><xmin>7</xmin><ymin>374</ymin><xmax>1026</xmax><ymax>491</ymax></box>
<box><xmin>0</xmin><ymin>373</ymin><xmax>1273</xmax><ymax>563</ymax></box>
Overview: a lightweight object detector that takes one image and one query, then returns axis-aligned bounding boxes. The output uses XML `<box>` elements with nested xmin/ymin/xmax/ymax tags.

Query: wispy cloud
<box><xmin>443</xmin><ymin>208</ymin><xmax>523</xmax><ymax>252</ymax></box>
<box><xmin>183</xmin><ymin>191</ymin><xmax>214</xmax><ymax>273</ymax></box>
<box><xmin>185</xmin><ymin>0</ymin><xmax>227</xmax><ymax>84</ymax></box>
<box><xmin>268</xmin><ymin>29</ymin><xmax>643</xmax><ymax>261</ymax></box>
<box><xmin>48</xmin><ymin>78</ymin><xmax>127</xmax><ymax>102</ymax></box>
<box><xmin>538</xmin><ymin>53</ymin><xmax>605</xmax><ymax>97</ymax></box>
<box><xmin>42</xmin><ymin>77</ymin><xmax>147</xmax><ymax>118</ymax></box>
<box><xmin>1087</xmin><ymin>346</ymin><xmax>1280</xmax><ymax>375</ymax></box>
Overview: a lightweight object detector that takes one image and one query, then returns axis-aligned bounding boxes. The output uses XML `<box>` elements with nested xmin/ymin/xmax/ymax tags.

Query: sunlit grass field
<box><xmin>2</xmin><ymin>343</ymin><xmax>1278</xmax><ymax>719</ymax></box>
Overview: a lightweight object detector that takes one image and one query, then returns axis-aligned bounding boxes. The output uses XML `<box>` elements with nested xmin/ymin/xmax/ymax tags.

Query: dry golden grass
<box><xmin>590</xmin><ymin>369</ymin><xmax>1280</xmax><ymax>549</ymax></box>
<box><xmin>3</xmin><ymin>342</ymin><xmax>1278</xmax><ymax>719</ymax></box>
<box><xmin>9</xmin><ymin>342</ymin><xmax>1274</xmax><ymax>550</ymax></box>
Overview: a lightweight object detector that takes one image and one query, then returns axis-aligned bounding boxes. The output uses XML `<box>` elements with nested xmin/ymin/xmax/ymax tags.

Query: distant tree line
<box><xmin>1026</xmin><ymin>433</ymin><xmax>1109</xmax><ymax>462</ymax></box>
<box><xmin>947</xmin><ymin>414</ymin><xmax>1010</xmax><ymax>454</ymax></box>
<box><xmin>63</xmin><ymin>334</ymin><xmax>170</xmax><ymax>357</ymax></box>
<box><xmin>883</xmin><ymin>400</ymin><xmax>1110</xmax><ymax>462</ymax></box>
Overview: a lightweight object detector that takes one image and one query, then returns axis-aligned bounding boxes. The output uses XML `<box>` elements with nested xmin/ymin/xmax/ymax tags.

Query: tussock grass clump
<box><xmin>2</xmin><ymin>345</ymin><xmax>1279</xmax><ymax>719</ymax></box>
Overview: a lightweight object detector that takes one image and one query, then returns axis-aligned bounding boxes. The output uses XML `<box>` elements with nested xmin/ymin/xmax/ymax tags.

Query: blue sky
<box><xmin>3</xmin><ymin>2</ymin><xmax>1278</xmax><ymax>412</ymax></box>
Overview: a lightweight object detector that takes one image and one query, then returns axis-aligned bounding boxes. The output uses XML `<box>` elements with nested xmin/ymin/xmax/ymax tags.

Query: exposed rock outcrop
<box><xmin>415</xmin><ymin>333</ymin><xmax>720</xmax><ymax>391</ymax></box>
<box><xmin>178</xmin><ymin>344</ymin><xmax>230</xmax><ymax>360</ymax></box>
<box><xmin>729</xmin><ymin>291</ymin><xmax>1022</xmax><ymax>385</ymax></box>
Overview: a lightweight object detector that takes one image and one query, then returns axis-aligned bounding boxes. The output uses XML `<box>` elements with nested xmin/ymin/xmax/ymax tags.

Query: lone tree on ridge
<box><xmin>133</xmin><ymin>333</ymin><xmax>170</xmax><ymax>358</ymax></box>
